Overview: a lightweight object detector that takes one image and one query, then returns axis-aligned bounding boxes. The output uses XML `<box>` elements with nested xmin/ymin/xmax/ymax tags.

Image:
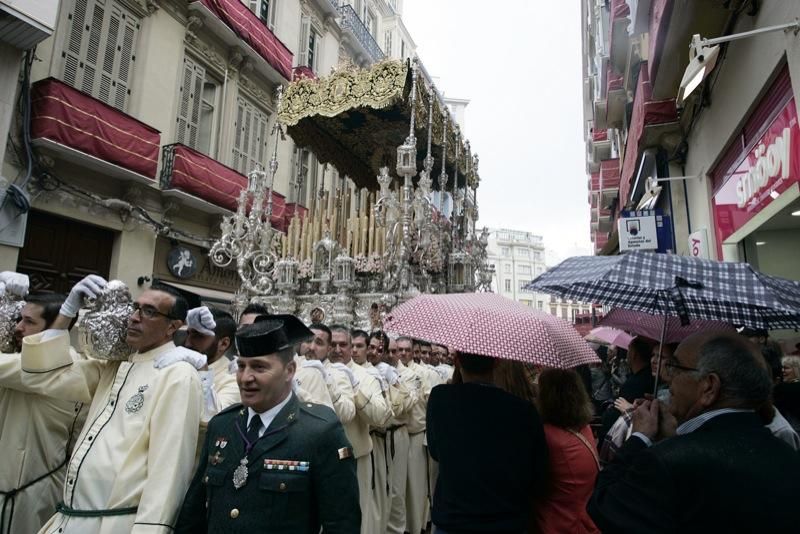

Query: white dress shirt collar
<box><xmin>247</xmin><ymin>392</ymin><xmax>293</xmax><ymax>437</ymax></box>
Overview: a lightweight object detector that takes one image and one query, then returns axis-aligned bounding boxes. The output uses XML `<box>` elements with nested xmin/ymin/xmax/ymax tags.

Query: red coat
<box><xmin>534</xmin><ymin>424</ymin><xmax>600</xmax><ymax>534</ymax></box>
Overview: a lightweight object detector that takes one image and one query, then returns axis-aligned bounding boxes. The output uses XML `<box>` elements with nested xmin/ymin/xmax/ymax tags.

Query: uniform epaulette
<box><xmin>217</xmin><ymin>402</ymin><xmax>244</xmax><ymax>416</ymax></box>
<box><xmin>298</xmin><ymin>401</ymin><xmax>338</xmax><ymax>422</ymax></box>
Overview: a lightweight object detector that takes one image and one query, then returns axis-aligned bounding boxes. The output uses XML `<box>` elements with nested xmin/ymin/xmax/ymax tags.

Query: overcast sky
<box><xmin>403</xmin><ymin>0</ymin><xmax>593</xmax><ymax>265</ymax></box>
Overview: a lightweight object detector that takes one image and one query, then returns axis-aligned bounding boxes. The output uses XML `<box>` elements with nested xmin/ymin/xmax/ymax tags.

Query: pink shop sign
<box><xmin>713</xmin><ymin>97</ymin><xmax>800</xmax><ymax>244</ymax></box>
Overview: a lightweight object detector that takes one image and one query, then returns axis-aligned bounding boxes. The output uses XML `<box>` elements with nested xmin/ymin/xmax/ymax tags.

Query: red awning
<box><xmin>611</xmin><ymin>0</ymin><xmax>631</xmax><ymax>19</ymax></box>
<box><xmin>618</xmin><ymin>64</ymin><xmax>677</xmax><ymax>205</ymax></box>
<box><xmin>648</xmin><ymin>0</ymin><xmax>673</xmax><ymax>83</ymax></box>
<box><xmin>284</xmin><ymin>202</ymin><xmax>308</xmax><ymax>221</ymax></box>
<box><xmin>607</xmin><ymin>66</ymin><xmax>624</xmax><ymax>92</ymax></box>
<box><xmin>30</xmin><ymin>77</ymin><xmax>161</xmax><ymax>178</ymax></box>
<box><xmin>292</xmin><ymin>66</ymin><xmax>317</xmax><ymax>81</ymax></box>
<box><xmin>197</xmin><ymin>0</ymin><xmax>293</xmax><ymax>81</ymax></box>
<box><xmin>166</xmin><ymin>144</ymin><xmax>288</xmax><ymax>229</ymax></box>
<box><xmin>600</xmin><ymin>159</ymin><xmax>621</xmax><ymax>189</ymax></box>
<box><xmin>589</xmin><ymin>172</ymin><xmax>601</xmax><ymax>191</ymax></box>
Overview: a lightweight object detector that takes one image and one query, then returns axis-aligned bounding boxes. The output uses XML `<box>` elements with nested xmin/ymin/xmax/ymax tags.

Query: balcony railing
<box><xmin>338</xmin><ymin>4</ymin><xmax>384</xmax><ymax>62</ymax></box>
<box><xmin>30</xmin><ymin>77</ymin><xmax>161</xmax><ymax>180</ymax></box>
<box><xmin>160</xmin><ymin>144</ymin><xmax>290</xmax><ymax>231</ymax></box>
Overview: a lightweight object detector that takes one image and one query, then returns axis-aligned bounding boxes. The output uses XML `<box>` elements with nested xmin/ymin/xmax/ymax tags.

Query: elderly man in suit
<box><xmin>589</xmin><ymin>331</ymin><xmax>800</xmax><ymax>533</ymax></box>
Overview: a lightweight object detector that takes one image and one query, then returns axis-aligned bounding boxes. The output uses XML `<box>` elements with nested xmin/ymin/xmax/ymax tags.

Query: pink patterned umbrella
<box><xmin>585</xmin><ymin>327</ymin><xmax>633</xmax><ymax>349</ymax></box>
<box><xmin>383</xmin><ymin>293</ymin><xmax>600</xmax><ymax>368</ymax></box>
<box><xmin>600</xmin><ymin>308</ymin><xmax>735</xmax><ymax>343</ymax></box>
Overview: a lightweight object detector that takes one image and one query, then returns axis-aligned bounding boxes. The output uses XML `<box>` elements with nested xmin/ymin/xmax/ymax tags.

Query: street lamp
<box><xmin>677</xmin><ymin>19</ymin><xmax>800</xmax><ymax>107</ymax></box>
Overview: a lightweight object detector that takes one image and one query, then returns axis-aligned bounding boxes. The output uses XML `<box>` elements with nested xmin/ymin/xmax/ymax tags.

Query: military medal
<box><xmin>125</xmin><ymin>385</ymin><xmax>149</xmax><ymax>414</ymax></box>
<box><xmin>233</xmin><ymin>458</ymin><xmax>249</xmax><ymax>489</ymax></box>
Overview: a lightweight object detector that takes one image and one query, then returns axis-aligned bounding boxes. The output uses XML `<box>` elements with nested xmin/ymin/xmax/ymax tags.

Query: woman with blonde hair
<box><xmin>534</xmin><ymin>368</ymin><xmax>600</xmax><ymax>534</ymax></box>
<box><xmin>782</xmin><ymin>355</ymin><xmax>800</xmax><ymax>383</ymax></box>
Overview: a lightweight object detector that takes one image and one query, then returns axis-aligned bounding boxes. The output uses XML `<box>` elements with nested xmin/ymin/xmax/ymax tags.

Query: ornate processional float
<box><xmin>208</xmin><ymin>59</ymin><xmax>493</xmax><ymax>329</ymax></box>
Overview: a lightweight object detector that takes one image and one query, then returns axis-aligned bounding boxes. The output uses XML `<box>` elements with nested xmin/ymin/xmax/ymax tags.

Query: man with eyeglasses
<box><xmin>20</xmin><ymin>275</ymin><xmax>206</xmax><ymax>534</ymax></box>
<box><xmin>589</xmin><ymin>331</ymin><xmax>800</xmax><ymax>533</ymax></box>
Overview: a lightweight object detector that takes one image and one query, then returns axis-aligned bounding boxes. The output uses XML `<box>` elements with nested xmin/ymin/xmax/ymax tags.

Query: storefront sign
<box><xmin>619</xmin><ymin>211</ymin><xmax>658</xmax><ymax>251</ymax></box>
<box><xmin>713</xmin><ymin>96</ymin><xmax>800</xmax><ymax>244</ymax></box>
<box><xmin>688</xmin><ymin>229</ymin><xmax>709</xmax><ymax>259</ymax></box>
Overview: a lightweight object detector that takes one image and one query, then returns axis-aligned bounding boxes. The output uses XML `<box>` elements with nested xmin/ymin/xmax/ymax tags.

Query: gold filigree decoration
<box><xmin>278</xmin><ymin>60</ymin><xmax>479</xmax><ymax>190</ymax></box>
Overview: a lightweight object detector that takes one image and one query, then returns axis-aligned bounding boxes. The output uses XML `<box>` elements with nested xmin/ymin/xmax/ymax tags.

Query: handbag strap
<box><xmin>570</xmin><ymin>428</ymin><xmax>601</xmax><ymax>471</ymax></box>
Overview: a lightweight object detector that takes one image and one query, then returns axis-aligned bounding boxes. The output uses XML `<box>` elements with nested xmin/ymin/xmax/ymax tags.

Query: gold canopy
<box><xmin>278</xmin><ymin>60</ymin><xmax>478</xmax><ymax>191</ymax></box>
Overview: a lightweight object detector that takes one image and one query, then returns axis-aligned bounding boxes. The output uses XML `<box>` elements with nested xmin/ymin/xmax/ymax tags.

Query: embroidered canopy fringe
<box><xmin>278</xmin><ymin>59</ymin><xmax>477</xmax><ymax>190</ymax></box>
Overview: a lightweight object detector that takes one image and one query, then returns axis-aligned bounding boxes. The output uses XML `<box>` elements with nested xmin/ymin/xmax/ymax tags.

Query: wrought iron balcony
<box><xmin>338</xmin><ymin>4</ymin><xmax>384</xmax><ymax>63</ymax></box>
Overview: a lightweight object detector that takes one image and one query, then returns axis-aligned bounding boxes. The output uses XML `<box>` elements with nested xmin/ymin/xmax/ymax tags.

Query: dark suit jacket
<box><xmin>176</xmin><ymin>393</ymin><xmax>360</xmax><ymax>534</ymax></box>
<box><xmin>600</xmin><ymin>368</ymin><xmax>655</xmax><ymax>440</ymax></box>
<box><xmin>589</xmin><ymin>412</ymin><xmax>800</xmax><ymax>533</ymax></box>
<box><xmin>427</xmin><ymin>382</ymin><xmax>548</xmax><ymax>533</ymax></box>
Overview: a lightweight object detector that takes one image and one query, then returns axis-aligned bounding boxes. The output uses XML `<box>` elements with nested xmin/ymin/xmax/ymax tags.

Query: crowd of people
<box><xmin>2</xmin><ymin>270</ymin><xmax>800</xmax><ymax>533</ymax></box>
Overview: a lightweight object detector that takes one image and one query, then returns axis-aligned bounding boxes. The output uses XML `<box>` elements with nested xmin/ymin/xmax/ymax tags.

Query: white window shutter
<box><xmin>254</xmin><ymin>110</ymin><xmax>268</xmax><ymax>165</ymax></box>
<box><xmin>233</xmin><ymin>97</ymin><xmax>270</xmax><ymax>174</ymax></box>
<box><xmin>60</xmin><ymin>0</ymin><xmax>138</xmax><ymax>111</ymax></box>
<box><xmin>232</xmin><ymin>97</ymin><xmax>246</xmax><ymax>172</ymax></box>
<box><xmin>115</xmin><ymin>10</ymin><xmax>138</xmax><ymax>110</ymax></box>
<box><xmin>176</xmin><ymin>56</ymin><xmax>204</xmax><ymax>148</ymax></box>
<box><xmin>298</xmin><ymin>15</ymin><xmax>310</xmax><ymax>67</ymax></box>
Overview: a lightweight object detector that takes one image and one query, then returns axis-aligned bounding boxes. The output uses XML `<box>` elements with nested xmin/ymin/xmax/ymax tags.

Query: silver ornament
<box><xmin>78</xmin><ymin>279</ymin><xmax>133</xmax><ymax>360</ymax></box>
<box><xmin>0</xmin><ymin>294</ymin><xmax>24</xmax><ymax>354</ymax></box>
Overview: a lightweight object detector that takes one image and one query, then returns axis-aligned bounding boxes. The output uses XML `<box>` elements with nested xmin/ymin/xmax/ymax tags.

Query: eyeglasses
<box><xmin>663</xmin><ymin>360</ymin><xmax>700</xmax><ymax>378</ymax></box>
<box><xmin>131</xmin><ymin>302</ymin><xmax>176</xmax><ymax>320</ymax></box>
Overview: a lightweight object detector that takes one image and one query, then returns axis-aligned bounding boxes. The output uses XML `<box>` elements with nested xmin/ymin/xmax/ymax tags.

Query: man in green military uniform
<box><xmin>176</xmin><ymin>315</ymin><xmax>360</xmax><ymax>533</ymax></box>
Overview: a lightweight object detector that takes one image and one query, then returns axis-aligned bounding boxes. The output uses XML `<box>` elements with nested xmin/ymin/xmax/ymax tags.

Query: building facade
<box><xmin>486</xmin><ymin>227</ymin><xmax>593</xmax><ymax>322</ymax></box>
<box><xmin>0</xmin><ymin>0</ymin><xmax>448</xmax><ymax>305</ymax></box>
<box><xmin>581</xmin><ymin>0</ymin><xmax>800</xmax><ymax>283</ymax></box>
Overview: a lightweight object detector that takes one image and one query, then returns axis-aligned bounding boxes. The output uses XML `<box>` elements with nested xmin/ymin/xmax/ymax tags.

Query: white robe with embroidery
<box><xmin>21</xmin><ymin>331</ymin><xmax>202</xmax><ymax>534</ymax></box>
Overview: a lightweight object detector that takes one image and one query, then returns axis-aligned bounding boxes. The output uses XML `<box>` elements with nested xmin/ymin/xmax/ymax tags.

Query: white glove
<box><xmin>154</xmin><ymin>346</ymin><xmax>207</xmax><ymax>370</ymax></box>
<box><xmin>331</xmin><ymin>362</ymin><xmax>359</xmax><ymax>389</ymax></box>
<box><xmin>365</xmin><ymin>366</ymin><xmax>387</xmax><ymax>392</ymax></box>
<box><xmin>198</xmin><ymin>370</ymin><xmax>219</xmax><ymax>422</ymax></box>
<box><xmin>0</xmin><ymin>271</ymin><xmax>29</xmax><ymax>298</ymax></box>
<box><xmin>60</xmin><ymin>275</ymin><xmax>107</xmax><ymax>318</ymax></box>
<box><xmin>302</xmin><ymin>359</ymin><xmax>331</xmax><ymax>383</ymax></box>
<box><xmin>377</xmin><ymin>362</ymin><xmax>399</xmax><ymax>386</ymax></box>
<box><xmin>186</xmin><ymin>306</ymin><xmax>216</xmax><ymax>336</ymax></box>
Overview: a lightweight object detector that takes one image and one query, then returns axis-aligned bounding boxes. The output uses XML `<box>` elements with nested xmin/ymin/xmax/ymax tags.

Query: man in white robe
<box><xmin>0</xmin><ymin>280</ymin><xmax>88</xmax><ymax>534</ymax></box>
<box><xmin>21</xmin><ymin>277</ymin><xmax>205</xmax><ymax>534</ymax></box>
<box><xmin>330</xmin><ymin>325</ymin><xmax>393</xmax><ymax>534</ymax></box>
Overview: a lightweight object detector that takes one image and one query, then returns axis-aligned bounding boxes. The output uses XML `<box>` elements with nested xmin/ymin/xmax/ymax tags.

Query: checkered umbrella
<box><xmin>600</xmin><ymin>308</ymin><xmax>735</xmax><ymax>343</ymax></box>
<box><xmin>526</xmin><ymin>252</ymin><xmax>800</xmax><ymax>330</ymax></box>
<box><xmin>383</xmin><ymin>293</ymin><xmax>600</xmax><ymax>368</ymax></box>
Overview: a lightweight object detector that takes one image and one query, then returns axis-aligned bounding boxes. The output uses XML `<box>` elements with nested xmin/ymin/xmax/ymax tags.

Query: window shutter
<box><xmin>115</xmin><ymin>10</ymin><xmax>138</xmax><ymax>109</ymax></box>
<box><xmin>298</xmin><ymin>15</ymin><xmax>310</xmax><ymax>67</ymax></box>
<box><xmin>232</xmin><ymin>98</ymin><xmax>246</xmax><ymax>172</ymax></box>
<box><xmin>60</xmin><ymin>0</ymin><xmax>138</xmax><ymax>111</ymax></box>
<box><xmin>233</xmin><ymin>97</ymin><xmax>270</xmax><ymax>174</ymax></box>
<box><xmin>176</xmin><ymin>56</ymin><xmax>204</xmax><ymax>148</ymax></box>
<box><xmin>254</xmin><ymin>111</ymin><xmax>268</xmax><ymax>165</ymax></box>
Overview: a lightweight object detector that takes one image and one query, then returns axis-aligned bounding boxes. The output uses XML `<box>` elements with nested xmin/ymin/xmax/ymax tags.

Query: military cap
<box><xmin>236</xmin><ymin>314</ymin><xmax>313</xmax><ymax>357</ymax></box>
